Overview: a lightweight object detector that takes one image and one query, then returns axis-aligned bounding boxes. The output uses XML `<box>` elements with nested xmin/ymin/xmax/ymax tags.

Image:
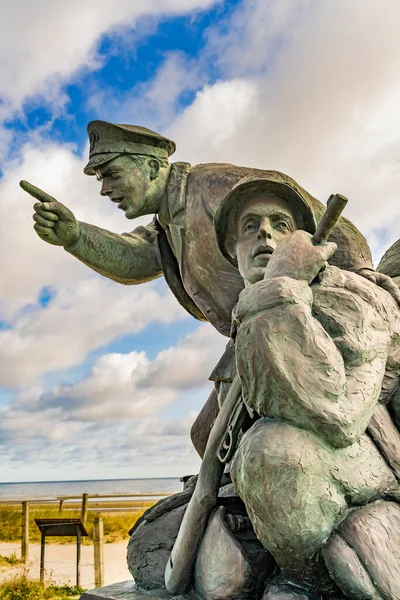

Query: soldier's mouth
<box><xmin>253</xmin><ymin>245</ymin><xmax>274</xmax><ymax>258</ymax></box>
<box><xmin>110</xmin><ymin>197</ymin><xmax>126</xmax><ymax>209</ymax></box>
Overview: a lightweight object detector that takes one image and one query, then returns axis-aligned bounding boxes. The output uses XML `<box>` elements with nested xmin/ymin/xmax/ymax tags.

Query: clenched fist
<box><xmin>20</xmin><ymin>180</ymin><xmax>81</xmax><ymax>247</ymax></box>
<box><xmin>263</xmin><ymin>229</ymin><xmax>337</xmax><ymax>284</ymax></box>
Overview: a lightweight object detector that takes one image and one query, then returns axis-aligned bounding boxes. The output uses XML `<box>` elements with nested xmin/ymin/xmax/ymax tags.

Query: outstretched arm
<box><xmin>65</xmin><ymin>221</ymin><xmax>163</xmax><ymax>284</ymax></box>
<box><xmin>22</xmin><ymin>180</ymin><xmax>163</xmax><ymax>284</ymax></box>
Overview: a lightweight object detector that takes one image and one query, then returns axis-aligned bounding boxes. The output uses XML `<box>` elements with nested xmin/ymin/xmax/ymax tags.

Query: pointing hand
<box><xmin>20</xmin><ymin>180</ymin><xmax>81</xmax><ymax>247</ymax></box>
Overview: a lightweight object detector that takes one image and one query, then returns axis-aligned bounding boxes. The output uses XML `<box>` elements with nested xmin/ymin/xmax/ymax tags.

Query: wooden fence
<box><xmin>0</xmin><ymin>491</ymin><xmax>171</xmax><ymax>588</ymax></box>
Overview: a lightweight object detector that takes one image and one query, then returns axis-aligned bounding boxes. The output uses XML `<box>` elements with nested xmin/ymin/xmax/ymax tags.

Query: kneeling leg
<box><xmin>231</xmin><ymin>419</ymin><xmax>347</xmax><ymax>582</ymax></box>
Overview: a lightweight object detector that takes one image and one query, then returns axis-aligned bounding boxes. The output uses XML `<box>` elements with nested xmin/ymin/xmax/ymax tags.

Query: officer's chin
<box><xmin>124</xmin><ymin>202</ymin><xmax>152</xmax><ymax>220</ymax></box>
<box><xmin>124</xmin><ymin>206</ymin><xmax>141</xmax><ymax>219</ymax></box>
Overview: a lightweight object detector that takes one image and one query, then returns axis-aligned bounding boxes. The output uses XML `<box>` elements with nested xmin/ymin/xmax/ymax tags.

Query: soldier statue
<box><xmin>20</xmin><ymin>123</ymin><xmax>400</xmax><ymax>599</ymax></box>
<box><xmin>165</xmin><ymin>173</ymin><xmax>400</xmax><ymax>600</ymax></box>
<box><xmin>21</xmin><ymin>121</ymin><xmax>399</xmax><ymax>457</ymax></box>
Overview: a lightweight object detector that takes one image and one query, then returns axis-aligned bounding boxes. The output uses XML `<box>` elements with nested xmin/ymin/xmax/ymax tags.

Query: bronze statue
<box><xmin>20</xmin><ymin>120</ymin><xmax>399</xmax><ymax>459</ymax></box>
<box><xmin>166</xmin><ymin>174</ymin><xmax>400</xmax><ymax>599</ymax></box>
<box><xmin>20</xmin><ymin>122</ymin><xmax>400</xmax><ymax>600</ymax></box>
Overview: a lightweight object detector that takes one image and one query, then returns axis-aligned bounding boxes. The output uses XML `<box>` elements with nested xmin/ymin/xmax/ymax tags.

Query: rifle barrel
<box><xmin>312</xmin><ymin>193</ymin><xmax>348</xmax><ymax>245</ymax></box>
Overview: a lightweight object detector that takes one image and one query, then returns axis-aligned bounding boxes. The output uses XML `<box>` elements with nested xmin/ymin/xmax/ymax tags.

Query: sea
<box><xmin>0</xmin><ymin>478</ymin><xmax>183</xmax><ymax>502</ymax></box>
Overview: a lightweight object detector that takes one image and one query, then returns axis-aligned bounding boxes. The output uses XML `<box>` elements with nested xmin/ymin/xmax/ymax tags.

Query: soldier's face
<box><xmin>235</xmin><ymin>195</ymin><xmax>298</xmax><ymax>285</ymax></box>
<box><xmin>96</xmin><ymin>155</ymin><xmax>154</xmax><ymax>219</ymax></box>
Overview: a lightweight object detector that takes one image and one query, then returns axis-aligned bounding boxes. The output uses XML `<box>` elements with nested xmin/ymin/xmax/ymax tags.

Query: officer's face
<box><xmin>234</xmin><ymin>195</ymin><xmax>298</xmax><ymax>285</ymax></box>
<box><xmin>96</xmin><ymin>155</ymin><xmax>154</xmax><ymax>219</ymax></box>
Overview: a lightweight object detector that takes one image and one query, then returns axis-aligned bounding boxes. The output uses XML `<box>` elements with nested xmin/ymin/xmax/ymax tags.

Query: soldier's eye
<box><xmin>244</xmin><ymin>221</ymin><xmax>257</xmax><ymax>233</ymax></box>
<box><xmin>276</xmin><ymin>221</ymin><xmax>289</xmax><ymax>231</ymax></box>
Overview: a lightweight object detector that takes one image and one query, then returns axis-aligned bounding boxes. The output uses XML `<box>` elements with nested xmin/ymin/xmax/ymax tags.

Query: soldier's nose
<box><xmin>100</xmin><ymin>181</ymin><xmax>112</xmax><ymax>196</ymax></box>
<box><xmin>257</xmin><ymin>221</ymin><xmax>272</xmax><ymax>240</ymax></box>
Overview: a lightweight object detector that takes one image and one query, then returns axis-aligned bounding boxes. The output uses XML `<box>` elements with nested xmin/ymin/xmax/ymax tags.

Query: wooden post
<box><xmin>93</xmin><ymin>517</ymin><xmax>104</xmax><ymax>588</ymax></box>
<box><xmin>21</xmin><ymin>501</ymin><xmax>29</xmax><ymax>563</ymax></box>
<box><xmin>40</xmin><ymin>530</ymin><xmax>45</xmax><ymax>583</ymax></box>
<box><xmin>76</xmin><ymin>526</ymin><xmax>81</xmax><ymax>588</ymax></box>
<box><xmin>59</xmin><ymin>499</ymin><xmax>64</xmax><ymax>513</ymax></box>
<box><xmin>81</xmin><ymin>493</ymin><xmax>88</xmax><ymax>524</ymax></box>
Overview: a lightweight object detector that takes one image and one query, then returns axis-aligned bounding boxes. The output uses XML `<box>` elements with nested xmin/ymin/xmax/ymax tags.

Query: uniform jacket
<box><xmin>134</xmin><ymin>162</ymin><xmax>374</xmax><ymax>337</ymax></box>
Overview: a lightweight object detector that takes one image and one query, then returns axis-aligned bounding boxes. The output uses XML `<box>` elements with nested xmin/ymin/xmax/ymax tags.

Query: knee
<box><xmin>232</xmin><ymin>418</ymin><xmax>326</xmax><ymax>480</ymax></box>
<box><xmin>231</xmin><ymin>419</ymin><xmax>346</xmax><ymax>571</ymax></box>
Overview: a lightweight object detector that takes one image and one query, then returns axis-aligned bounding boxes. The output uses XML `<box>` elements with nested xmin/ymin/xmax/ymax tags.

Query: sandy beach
<box><xmin>0</xmin><ymin>540</ymin><xmax>131</xmax><ymax>590</ymax></box>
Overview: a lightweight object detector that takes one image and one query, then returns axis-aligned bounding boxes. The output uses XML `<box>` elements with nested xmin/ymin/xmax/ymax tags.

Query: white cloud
<box><xmin>0</xmin><ymin>136</ymin><xmax>191</xmax><ymax>388</ymax></box>
<box><xmin>141</xmin><ymin>323</ymin><xmax>226</xmax><ymax>389</ymax></box>
<box><xmin>0</xmin><ymin>0</ymin><xmax>219</xmax><ymax>112</ymax></box>
<box><xmin>0</xmin><ymin>277</ymin><xmax>187</xmax><ymax>387</ymax></box>
<box><xmin>206</xmin><ymin>0</ymin><xmax>311</xmax><ymax>78</ymax></box>
<box><xmin>0</xmin><ymin>324</ymin><xmax>222</xmax><ymax>473</ymax></box>
<box><xmin>0</xmin><ymin>134</ymin><xmax>170</xmax><ymax>313</ymax></box>
<box><xmin>40</xmin><ymin>351</ymin><xmax>169</xmax><ymax>421</ymax></box>
<box><xmin>171</xmin><ymin>0</ymin><xmax>400</xmax><ymax>263</ymax></box>
<box><xmin>0</xmin><ymin>1</ymin><xmax>220</xmax><ymax>165</ymax></box>
<box><xmin>0</xmin><ymin>405</ymin><xmax>199</xmax><ymax>472</ymax></box>
<box><xmin>87</xmin><ymin>51</ymin><xmax>206</xmax><ymax>129</ymax></box>
<box><xmin>0</xmin><ymin>142</ymin><xmax>119</xmax><ymax>312</ymax></box>
<box><xmin>36</xmin><ymin>323</ymin><xmax>224</xmax><ymax>421</ymax></box>
<box><xmin>170</xmin><ymin>79</ymin><xmax>259</xmax><ymax>163</ymax></box>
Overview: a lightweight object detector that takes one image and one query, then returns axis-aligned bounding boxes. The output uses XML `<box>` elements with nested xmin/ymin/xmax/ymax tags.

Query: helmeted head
<box><xmin>214</xmin><ymin>171</ymin><xmax>317</xmax><ymax>285</ymax></box>
<box><xmin>377</xmin><ymin>239</ymin><xmax>400</xmax><ymax>280</ymax></box>
<box><xmin>84</xmin><ymin>120</ymin><xmax>175</xmax><ymax>218</ymax></box>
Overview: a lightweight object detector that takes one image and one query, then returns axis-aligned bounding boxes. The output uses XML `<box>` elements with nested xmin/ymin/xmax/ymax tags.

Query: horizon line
<box><xmin>0</xmin><ymin>476</ymin><xmax>183</xmax><ymax>485</ymax></box>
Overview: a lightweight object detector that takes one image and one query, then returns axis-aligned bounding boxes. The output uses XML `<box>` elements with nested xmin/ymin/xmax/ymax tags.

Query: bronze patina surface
<box><xmin>21</xmin><ymin>122</ymin><xmax>400</xmax><ymax>600</ymax></box>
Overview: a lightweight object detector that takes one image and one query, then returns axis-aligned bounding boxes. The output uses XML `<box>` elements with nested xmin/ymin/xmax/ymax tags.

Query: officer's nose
<box><xmin>257</xmin><ymin>218</ymin><xmax>272</xmax><ymax>240</ymax></box>
<box><xmin>100</xmin><ymin>179</ymin><xmax>112</xmax><ymax>196</ymax></box>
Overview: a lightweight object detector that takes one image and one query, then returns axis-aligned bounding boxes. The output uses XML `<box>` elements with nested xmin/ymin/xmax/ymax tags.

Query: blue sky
<box><xmin>5</xmin><ymin>3</ymin><xmax>233</xmax><ymax>154</ymax></box>
<box><xmin>0</xmin><ymin>0</ymin><xmax>399</xmax><ymax>482</ymax></box>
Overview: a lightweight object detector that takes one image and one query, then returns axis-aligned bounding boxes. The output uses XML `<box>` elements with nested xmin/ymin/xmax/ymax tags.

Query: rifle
<box><xmin>165</xmin><ymin>374</ymin><xmax>242</xmax><ymax>594</ymax></box>
<box><xmin>165</xmin><ymin>194</ymin><xmax>349</xmax><ymax>595</ymax></box>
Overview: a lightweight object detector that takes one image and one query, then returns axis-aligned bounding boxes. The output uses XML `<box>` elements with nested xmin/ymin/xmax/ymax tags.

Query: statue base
<box><xmin>80</xmin><ymin>581</ymin><xmax>172</xmax><ymax>600</ymax></box>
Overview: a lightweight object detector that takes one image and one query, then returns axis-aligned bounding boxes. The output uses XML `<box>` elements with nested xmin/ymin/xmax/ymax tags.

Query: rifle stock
<box><xmin>165</xmin><ymin>375</ymin><xmax>242</xmax><ymax>595</ymax></box>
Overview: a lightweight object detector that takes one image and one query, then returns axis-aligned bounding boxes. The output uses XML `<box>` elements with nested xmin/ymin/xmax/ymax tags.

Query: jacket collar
<box><xmin>158</xmin><ymin>162</ymin><xmax>191</xmax><ymax>228</ymax></box>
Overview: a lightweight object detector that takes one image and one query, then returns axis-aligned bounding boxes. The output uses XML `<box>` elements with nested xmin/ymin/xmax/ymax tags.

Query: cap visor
<box><xmin>83</xmin><ymin>152</ymin><xmax>119</xmax><ymax>175</ymax></box>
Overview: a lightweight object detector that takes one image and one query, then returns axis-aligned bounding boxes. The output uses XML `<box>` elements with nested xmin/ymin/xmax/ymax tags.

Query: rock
<box><xmin>127</xmin><ymin>503</ymin><xmax>187</xmax><ymax>590</ymax></box>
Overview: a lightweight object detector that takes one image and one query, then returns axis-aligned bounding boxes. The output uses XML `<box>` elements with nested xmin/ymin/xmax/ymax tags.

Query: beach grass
<box><xmin>0</xmin><ymin>570</ymin><xmax>84</xmax><ymax>599</ymax></box>
<box><xmin>0</xmin><ymin>555</ymin><xmax>21</xmax><ymax>568</ymax></box>
<box><xmin>0</xmin><ymin>502</ymin><xmax>155</xmax><ymax>545</ymax></box>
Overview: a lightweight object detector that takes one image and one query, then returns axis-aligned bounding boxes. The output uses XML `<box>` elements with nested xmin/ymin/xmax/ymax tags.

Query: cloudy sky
<box><xmin>1</xmin><ymin>0</ymin><xmax>399</xmax><ymax>483</ymax></box>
